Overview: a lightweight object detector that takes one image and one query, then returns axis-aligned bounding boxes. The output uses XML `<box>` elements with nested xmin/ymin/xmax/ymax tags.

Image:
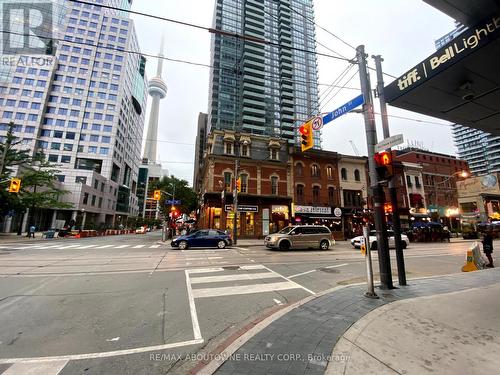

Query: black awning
<box><xmin>384</xmin><ymin>13</ymin><xmax>500</xmax><ymax>135</ymax></box>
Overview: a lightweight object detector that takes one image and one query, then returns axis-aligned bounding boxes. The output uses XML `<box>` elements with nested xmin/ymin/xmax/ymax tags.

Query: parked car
<box><xmin>171</xmin><ymin>229</ymin><xmax>232</xmax><ymax>250</ymax></box>
<box><xmin>264</xmin><ymin>225</ymin><xmax>335</xmax><ymax>251</ymax></box>
<box><xmin>351</xmin><ymin>230</ymin><xmax>409</xmax><ymax>250</ymax></box>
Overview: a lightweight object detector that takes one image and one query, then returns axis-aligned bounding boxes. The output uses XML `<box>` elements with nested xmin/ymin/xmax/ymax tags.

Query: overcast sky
<box><xmin>130</xmin><ymin>0</ymin><xmax>457</xmax><ymax>185</ymax></box>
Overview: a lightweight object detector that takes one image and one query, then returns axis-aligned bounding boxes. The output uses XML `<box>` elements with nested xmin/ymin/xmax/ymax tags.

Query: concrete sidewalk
<box><xmin>202</xmin><ymin>268</ymin><xmax>500</xmax><ymax>375</ymax></box>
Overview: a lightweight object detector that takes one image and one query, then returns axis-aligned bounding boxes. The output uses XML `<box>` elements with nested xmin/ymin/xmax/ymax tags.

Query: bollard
<box><xmin>363</xmin><ymin>225</ymin><xmax>378</xmax><ymax>299</ymax></box>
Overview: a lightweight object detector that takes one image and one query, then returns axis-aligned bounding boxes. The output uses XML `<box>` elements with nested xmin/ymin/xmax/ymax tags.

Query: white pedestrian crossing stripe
<box><xmin>186</xmin><ymin>264</ymin><xmax>313</xmax><ymax>299</ymax></box>
<box><xmin>3</xmin><ymin>244</ymin><xmax>167</xmax><ymax>250</ymax></box>
<box><xmin>2</xmin><ymin>359</ymin><xmax>69</xmax><ymax>375</ymax></box>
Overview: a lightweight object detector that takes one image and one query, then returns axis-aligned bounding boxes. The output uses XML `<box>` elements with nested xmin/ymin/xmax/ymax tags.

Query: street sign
<box><xmin>375</xmin><ymin>134</ymin><xmax>404</xmax><ymax>152</ymax></box>
<box><xmin>311</xmin><ymin>116</ymin><xmax>323</xmax><ymax>130</ymax></box>
<box><xmin>166</xmin><ymin>199</ymin><xmax>181</xmax><ymax>205</ymax></box>
<box><xmin>322</xmin><ymin>94</ymin><xmax>364</xmax><ymax>125</ymax></box>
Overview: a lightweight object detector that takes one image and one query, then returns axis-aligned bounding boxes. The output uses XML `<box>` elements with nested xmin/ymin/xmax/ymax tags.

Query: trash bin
<box><xmin>45</xmin><ymin>229</ymin><xmax>55</xmax><ymax>239</ymax></box>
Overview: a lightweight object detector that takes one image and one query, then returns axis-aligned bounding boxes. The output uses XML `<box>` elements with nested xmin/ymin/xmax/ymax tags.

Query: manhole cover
<box><xmin>222</xmin><ymin>266</ymin><xmax>240</xmax><ymax>270</ymax></box>
<box><xmin>318</xmin><ymin>268</ymin><xmax>340</xmax><ymax>273</ymax></box>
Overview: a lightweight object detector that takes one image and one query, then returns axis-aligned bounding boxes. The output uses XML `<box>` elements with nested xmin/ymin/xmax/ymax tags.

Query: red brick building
<box><xmin>198</xmin><ymin>131</ymin><xmax>292</xmax><ymax>238</ymax></box>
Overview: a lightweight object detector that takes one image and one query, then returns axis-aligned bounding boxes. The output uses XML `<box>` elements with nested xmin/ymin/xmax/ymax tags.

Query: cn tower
<box><xmin>143</xmin><ymin>36</ymin><xmax>168</xmax><ymax>163</ymax></box>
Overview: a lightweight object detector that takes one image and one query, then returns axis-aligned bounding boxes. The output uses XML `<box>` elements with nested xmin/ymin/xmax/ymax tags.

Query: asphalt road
<box><xmin>0</xmin><ymin>232</ymin><xmax>488</xmax><ymax>374</ymax></box>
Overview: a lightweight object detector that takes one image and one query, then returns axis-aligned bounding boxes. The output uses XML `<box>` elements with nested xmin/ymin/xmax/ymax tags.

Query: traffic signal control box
<box><xmin>9</xmin><ymin>178</ymin><xmax>21</xmax><ymax>193</ymax></box>
<box><xmin>374</xmin><ymin>151</ymin><xmax>394</xmax><ymax>181</ymax></box>
<box><xmin>299</xmin><ymin>121</ymin><xmax>314</xmax><ymax>152</ymax></box>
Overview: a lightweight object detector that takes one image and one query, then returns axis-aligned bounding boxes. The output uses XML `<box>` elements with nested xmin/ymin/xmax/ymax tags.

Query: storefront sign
<box><xmin>334</xmin><ymin>207</ymin><xmax>342</xmax><ymax>217</ymax></box>
<box><xmin>272</xmin><ymin>205</ymin><xmax>289</xmax><ymax>213</ymax></box>
<box><xmin>294</xmin><ymin>205</ymin><xmax>331</xmax><ymax>215</ymax></box>
<box><xmin>385</xmin><ymin>13</ymin><xmax>500</xmax><ymax>102</ymax></box>
<box><xmin>225</xmin><ymin>205</ymin><xmax>258</xmax><ymax>212</ymax></box>
<box><xmin>457</xmin><ymin>174</ymin><xmax>499</xmax><ymax>196</ymax></box>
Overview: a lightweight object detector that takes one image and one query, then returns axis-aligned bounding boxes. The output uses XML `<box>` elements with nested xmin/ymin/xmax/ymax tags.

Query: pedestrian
<box><xmin>481</xmin><ymin>230</ymin><xmax>495</xmax><ymax>268</ymax></box>
<box><xmin>29</xmin><ymin>225</ymin><xmax>36</xmax><ymax>238</ymax></box>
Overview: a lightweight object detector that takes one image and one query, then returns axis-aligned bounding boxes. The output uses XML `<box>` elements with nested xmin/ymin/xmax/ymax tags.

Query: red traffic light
<box><xmin>299</xmin><ymin>124</ymin><xmax>309</xmax><ymax>135</ymax></box>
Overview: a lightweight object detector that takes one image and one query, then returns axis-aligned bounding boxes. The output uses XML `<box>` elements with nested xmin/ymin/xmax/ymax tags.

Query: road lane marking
<box><xmin>132</xmin><ymin>245</ymin><xmax>145</xmax><ymax>248</ymax></box>
<box><xmin>188</xmin><ymin>267</ymin><xmax>225</xmax><ymax>274</ymax></box>
<box><xmin>76</xmin><ymin>245</ymin><xmax>95</xmax><ymax>249</ymax></box>
<box><xmin>56</xmin><ymin>245</ymin><xmax>82</xmax><ymax>250</ymax></box>
<box><xmin>115</xmin><ymin>245</ymin><xmax>129</xmax><ymax>248</ymax></box>
<box><xmin>261</xmin><ymin>265</ymin><xmax>316</xmax><ymax>295</ymax></box>
<box><xmin>2</xmin><ymin>359</ymin><xmax>69</xmax><ymax>374</ymax></box>
<box><xmin>273</xmin><ymin>298</ymin><xmax>283</xmax><ymax>305</ymax></box>
<box><xmin>289</xmin><ymin>263</ymin><xmax>349</xmax><ymax>279</ymax></box>
<box><xmin>240</xmin><ymin>265</ymin><xmax>266</xmax><ymax>270</ymax></box>
<box><xmin>185</xmin><ymin>270</ymin><xmax>203</xmax><ymax>340</ymax></box>
<box><xmin>95</xmin><ymin>245</ymin><xmax>114</xmax><ymax>249</ymax></box>
<box><xmin>0</xmin><ymin>339</ymin><xmax>204</xmax><ymax>364</ymax></box>
<box><xmin>192</xmin><ymin>281</ymin><xmax>299</xmax><ymax>298</ymax></box>
<box><xmin>189</xmin><ymin>272</ymin><xmax>278</xmax><ymax>284</ymax></box>
<box><xmin>150</xmin><ymin>245</ymin><xmax>161</xmax><ymax>248</ymax></box>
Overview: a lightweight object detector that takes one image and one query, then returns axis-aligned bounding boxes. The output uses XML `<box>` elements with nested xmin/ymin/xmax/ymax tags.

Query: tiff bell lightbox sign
<box><xmin>224</xmin><ymin>205</ymin><xmax>259</xmax><ymax>213</ymax></box>
<box><xmin>385</xmin><ymin>13</ymin><xmax>500</xmax><ymax>102</ymax></box>
<box><xmin>294</xmin><ymin>206</ymin><xmax>332</xmax><ymax>215</ymax></box>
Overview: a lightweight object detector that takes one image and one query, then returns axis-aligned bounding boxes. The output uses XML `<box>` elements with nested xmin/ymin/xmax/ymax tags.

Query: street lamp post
<box><xmin>232</xmin><ymin>137</ymin><xmax>249</xmax><ymax>246</ymax></box>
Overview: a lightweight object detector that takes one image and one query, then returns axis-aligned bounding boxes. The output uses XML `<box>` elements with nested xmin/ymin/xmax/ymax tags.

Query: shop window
<box><xmin>271</xmin><ymin>176</ymin><xmax>278</xmax><ymax>195</ymax></box>
<box><xmin>313</xmin><ymin>186</ymin><xmax>320</xmax><ymax>204</ymax></box>
<box><xmin>296</xmin><ymin>184</ymin><xmax>304</xmax><ymax>204</ymax></box>
<box><xmin>311</xmin><ymin>164</ymin><xmax>320</xmax><ymax>177</ymax></box>
<box><xmin>295</xmin><ymin>163</ymin><xmax>303</xmax><ymax>177</ymax></box>
<box><xmin>341</xmin><ymin>168</ymin><xmax>347</xmax><ymax>181</ymax></box>
<box><xmin>354</xmin><ymin>169</ymin><xmax>360</xmax><ymax>181</ymax></box>
<box><xmin>245</xmin><ymin>212</ymin><xmax>254</xmax><ymax>236</ymax></box>
<box><xmin>327</xmin><ymin>166</ymin><xmax>333</xmax><ymax>180</ymax></box>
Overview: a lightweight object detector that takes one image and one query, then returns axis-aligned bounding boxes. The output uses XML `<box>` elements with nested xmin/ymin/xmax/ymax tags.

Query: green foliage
<box><xmin>149</xmin><ymin>175</ymin><xmax>197</xmax><ymax>218</ymax></box>
<box><xmin>0</xmin><ymin>122</ymin><xmax>72</xmax><ymax>216</ymax></box>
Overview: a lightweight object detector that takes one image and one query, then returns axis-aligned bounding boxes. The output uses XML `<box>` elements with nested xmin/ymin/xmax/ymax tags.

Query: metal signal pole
<box><xmin>356</xmin><ymin>45</ymin><xmax>393</xmax><ymax>290</ymax></box>
<box><xmin>373</xmin><ymin>55</ymin><xmax>407</xmax><ymax>286</ymax></box>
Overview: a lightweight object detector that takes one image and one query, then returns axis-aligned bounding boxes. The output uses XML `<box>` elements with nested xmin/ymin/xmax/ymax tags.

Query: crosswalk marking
<box><xmin>57</xmin><ymin>245</ymin><xmax>81</xmax><ymax>249</ymax></box>
<box><xmin>192</xmin><ymin>281</ymin><xmax>298</xmax><ymax>298</ymax></box>
<box><xmin>95</xmin><ymin>245</ymin><xmax>114</xmax><ymax>249</ymax></box>
<box><xmin>132</xmin><ymin>245</ymin><xmax>145</xmax><ymax>248</ymax></box>
<box><xmin>150</xmin><ymin>245</ymin><xmax>160</xmax><ymax>248</ymax></box>
<box><xmin>115</xmin><ymin>245</ymin><xmax>129</xmax><ymax>248</ymax></box>
<box><xmin>189</xmin><ymin>272</ymin><xmax>278</xmax><ymax>284</ymax></box>
<box><xmin>76</xmin><ymin>245</ymin><xmax>95</xmax><ymax>249</ymax></box>
<box><xmin>2</xmin><ymin>360</ymin><xmax>69</xmax><ymax>375</ymax></box>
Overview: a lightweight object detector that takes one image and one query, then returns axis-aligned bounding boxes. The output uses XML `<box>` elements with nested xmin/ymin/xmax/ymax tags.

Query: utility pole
<box><xmin>373</xmin><ymin>55</ymin><xmax>406</xmax><ymax>286</ymax></box>
<box><xmin>356</xmin><ymin>45</ymin><xmax>393</xmax><ymax>290</ymax></box>
<box><xmin>233</xmin><ymin>142</ymin><xmax>239</xmax><ymax>245</ymax></box>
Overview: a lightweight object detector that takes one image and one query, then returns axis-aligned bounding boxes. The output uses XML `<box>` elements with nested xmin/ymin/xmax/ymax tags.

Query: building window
<box><xmin>406</xmin><ymin>175</ymin><xmax>413</xmax><ymax>187</ymax></box>
<box><xmin>313</xmin><ymin>186</ymin><xmax>320</xmax><ymax>204</ymax></box>
<box><xmin>270</xmin><ymin>148</ymin><xmax>278</xmax><ymax>161</ymax></box>
<box><xmin>240</xmin><ymin>173</ymin><xmax>248</xmax><ymax>193</ymax></box>
<box><xmin>83</xmin><ymin>192</ymin><xmax>89</xmax><ymax>204</ymax></box>
<box><xmin>328</xmin><ymin>187</ymin><xmax>335</xmax><ymax>205</ymax></box>
<box><xmin>296</xmin><ymin>184</ymin><xmax>304</xmax><ymax>204</ymax></box>
<box><xmin>295</xmin><ymin>163</ymin><xmax>303</xmax><ymax>177</ymax></box>
<box><xmin>224</xmin><ymin>142</ymin><xmax>233</xmax><ymax>155</ymax></box>
<box><xmin>354</xmin><ymin>169</ymin><xmax>361</xmax><ymax>181</ymax></box>
<box><xmin>415</xmin><ymin>176</ymin><xmax>421</xmax><ymax>188</ymax></box>
<box><xmin>271</xmin><ymin>176</ymin><xmax>278</xmax><ymax>195</ymax></box>
<box><xmin>327</xmin><ymin>166</ymin><xmax>333</xmax><ymax>180</ymax></box>
<box><xmin>311</xmin><ymin>164</ymin><xmax>320</xmax><ymax>177</ymax></box>
<box><xmin>341</xmin><ymin>168</ymin><xmax>347</xmax><ymax>180</ymax></box>
<box><xmin>241</xmin><ymin>144</ymin><xmax>250</xmax><ymax>157</ymax></box>
<box><xmin>76</xmin><ymin>176</ymin><xmax>87</xmax><ymax>184</ymax></box>
<box><xmin>224</xmin><ymin>172</ymin><xmax>232</xmax><ymax>192</ymax></box>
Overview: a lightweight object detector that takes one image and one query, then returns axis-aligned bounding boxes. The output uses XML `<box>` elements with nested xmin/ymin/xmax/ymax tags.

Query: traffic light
<box><xmin>8</xmin><ymin>178</ymin><xmax>21</xmax><ymax>193</ymax></box>
<box><xmin>299</xmin><ymin>121</ymin><xmax>313</xmax><ymax>152</ymax></box>
<box><xmin>374</xmin><ymin>151</ymin><xmax>394</xmax><ymax>181</ymax></box>
<box><xmin>236</xmin><ymin>178</ymin><xmax>241</xmax><ymax>193</ymax></box>
<box><xmin>153</xmin><ymin>190</ymin><xmax>161</xmax><ymax>200</ymax></box>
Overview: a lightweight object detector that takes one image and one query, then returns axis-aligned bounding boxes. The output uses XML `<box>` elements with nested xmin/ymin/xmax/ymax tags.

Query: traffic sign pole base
<box><xmin>364</xmin><ymin>291</ymin><xmax>379</xmax><ymax>299</ymax></box>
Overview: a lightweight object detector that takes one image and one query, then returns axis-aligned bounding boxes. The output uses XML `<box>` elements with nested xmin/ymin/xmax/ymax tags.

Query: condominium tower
<box><xmin>0</xmin><ymin>0</ymin><xmax>148</xmax><ymax>231</ymax></box>
<box><xmin>207</xmin><ymin>0</ymin><xmax>320</xmax><ymax>147</ymax></box>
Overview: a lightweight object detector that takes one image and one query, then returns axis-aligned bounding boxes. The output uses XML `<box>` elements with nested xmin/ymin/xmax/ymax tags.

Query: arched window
<box><xmin>223</xmin><ymin>171</ymin><xmax>232</xmax><ymax>192</ymax></box>
<box><xmin>311</xmin><ymin>164</ymin><xmax>320</xmax><ymax>177</ymax></box>
<box><xmin>312</xmin><ymin>186</ymin><xmax>320</xmax><ymax>204</ymax></box>
<box><xmin>295</xmin><ymin>163</ymin><xmax>303</xmax><ymax>177</ymax></box>
<box><xmin>327</xmin><ymin>166</ymin><xmax>333</xmax><ymax>180</ymax></box>
<box><xmin>296</xmin><ymin>184</ymin><xmax>304</xmax><ymax>204</ymax></box>
<box><xmin>341</xmin><ymin>168</ymin><xmax>347</xmax><ymax>181</ymax></box>
<box><xmin>271</xmin><ymin>176</ymin><xmax>278</xmax><ymax>195</ymax></box>
<box><xmin>354</xmin><ymin>169</ymin><xmax>360</xmax><ymax>181</ymax></box>
<box><xmin>240</xmin><ymin>173</ymin><xmax>248</xmax><ymax>193</ymax></box>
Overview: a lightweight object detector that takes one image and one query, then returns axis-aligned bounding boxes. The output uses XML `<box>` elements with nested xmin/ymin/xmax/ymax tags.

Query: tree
<box><xmin>0</xmin><ymin>123</ymin><xmax>72</xmax><ymax>231</ymax></box>
<box><xmin>150</xmin><ymin>175</ymin><xmax>197</xmax><ymax>219</ymax></box>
